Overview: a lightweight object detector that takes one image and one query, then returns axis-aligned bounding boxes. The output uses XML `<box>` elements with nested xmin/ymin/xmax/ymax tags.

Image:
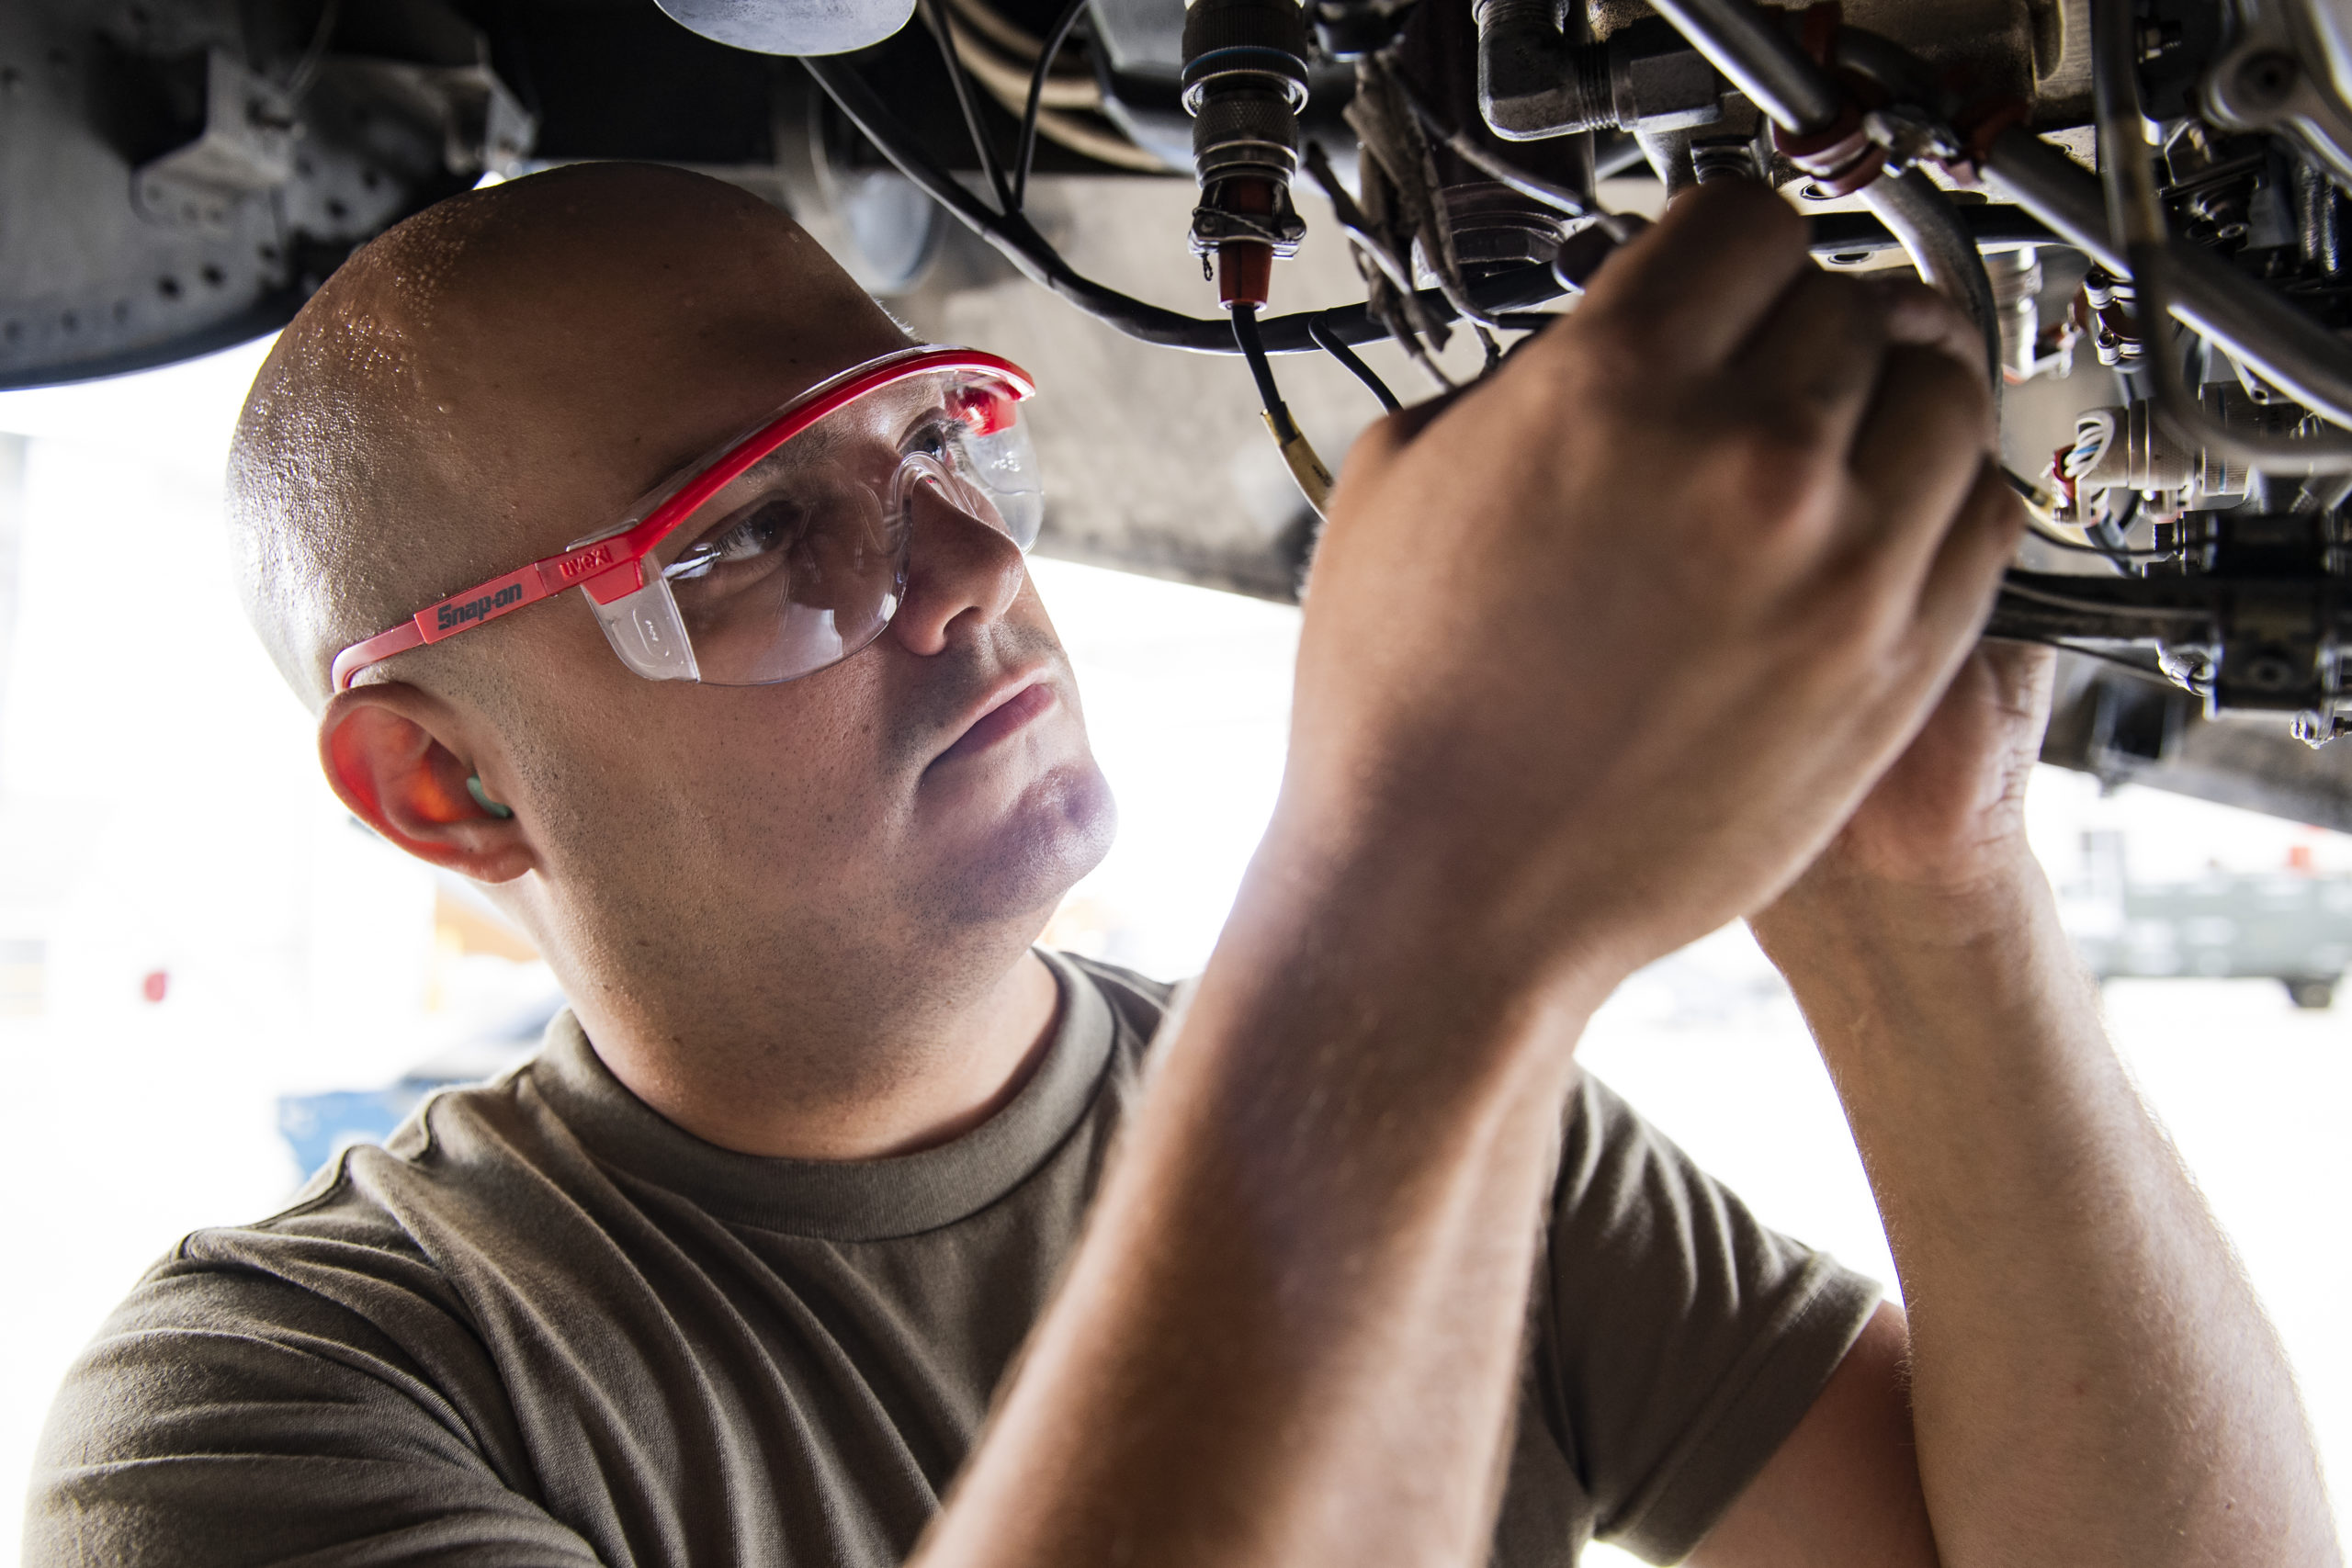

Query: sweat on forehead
<box><xmin>226</xmin><ymin>161</ymin><xmax>910</xmax><ymax>712</ymax></box>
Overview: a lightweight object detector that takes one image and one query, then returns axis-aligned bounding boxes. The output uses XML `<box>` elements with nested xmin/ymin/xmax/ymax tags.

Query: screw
<box><xmin>1690</xmin><ymin>140</ymin><xmax>1758</xmax><ymax>184</ymax></box>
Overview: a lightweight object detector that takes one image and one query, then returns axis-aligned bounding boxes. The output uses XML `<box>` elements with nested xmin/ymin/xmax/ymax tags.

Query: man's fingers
<box><xmin>1865</xmin><ymin>276</ymin><xmax>1991</xmax><ymax>381</ymax></box>
<box><xmin>1846</xmin><ymin>343</ymin><xmax>1997</xmax><ymax>576</ymax></box>
<box><xmin>1570</xmin><ymin>182</ymin><xmax>1814</xmax><ymax>372</ymax></box>
<box><xmin>1728</xmin><ymin>271</ymin><xmax>1891</xmax><ymax>449</ymax></box>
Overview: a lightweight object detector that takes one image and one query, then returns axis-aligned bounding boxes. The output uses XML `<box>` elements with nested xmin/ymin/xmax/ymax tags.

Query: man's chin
<box><xmin>918</xmin><ymin>757</ymin><xmax>1117</xmax><ymax>931</ymax></box>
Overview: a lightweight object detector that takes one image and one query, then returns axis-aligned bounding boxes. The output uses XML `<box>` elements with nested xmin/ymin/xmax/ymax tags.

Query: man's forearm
<box><xmin>912</xmin><ymin>185</ymin><xmax>2033</xmax><ymax>1567</ymax></box>
<box><xmin>914</xmin><ymin>836</ymin><xmax>1606</xmax><ymax>1568</ymax></box>
<box><xmin>1757</xmin><ymin>860</ymin><xmax>2338</xmax><ymax>1568</ymax></box>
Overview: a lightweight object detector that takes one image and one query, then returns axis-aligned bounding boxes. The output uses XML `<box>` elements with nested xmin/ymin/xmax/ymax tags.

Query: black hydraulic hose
<box><xmin>1984</xmin><ymin>570</ymin><xmax>2282</xmax><ymax>644</ymax></box>
<box><xmin>802</xmin><ymin>55</ymin><xmax>1572</xmax><ymax>354</ymax></box>
<box><xmin>1014</xmin><ymin>0</ymin><xmax>1089</xmax><ymax>210</ymax></box>
<box><xmin>1236</xmin><ymin>304</ymin><xmax>1337</xmax><ymax>514</ymax></box>
<box><xmin>1308</xmin><ymin>315</ymin><xmax>1404</xmax><ymax>413</ymax></box>
<box><xmin>1234</xmin><ymin>305</ymin><xmax>1298</xmax><ymax>434</ymax></box>
<box><xmin>922</xmin><ymin>0</ymin><xmax>1012</xmax><ymax>212</ymax></box>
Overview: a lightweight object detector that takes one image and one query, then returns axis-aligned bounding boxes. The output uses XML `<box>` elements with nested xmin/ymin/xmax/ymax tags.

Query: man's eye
<box><xmin>672</xmin><ymin>503</ymin><xmax>797</xmax><ymax>579</ymax></box>
<box><xmin>902</xmin><ymin>419</ymin><xmax>955</xmax><ymax>462</ymax></box>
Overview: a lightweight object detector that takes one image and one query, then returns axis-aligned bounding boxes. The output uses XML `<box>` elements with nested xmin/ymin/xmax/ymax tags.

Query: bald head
<box><xmin>229</xmin><ymin>162</ymin><xmax>910</xmax><ymax>710</ymax></box>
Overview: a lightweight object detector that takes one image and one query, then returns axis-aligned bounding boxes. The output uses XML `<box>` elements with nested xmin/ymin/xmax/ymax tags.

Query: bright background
<box><xmin>1</xmin><ymin>341</ymin><xmax>2347</xmax><ymax>1564</ymax></box>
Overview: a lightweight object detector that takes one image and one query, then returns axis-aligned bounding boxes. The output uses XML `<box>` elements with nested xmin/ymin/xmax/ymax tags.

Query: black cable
<box><xmin>2086</xmin><ymin>489</ymin><xmax>2139</xmax><ymax>558</ymax></box>
<box><xmin>2002</xmin><ymin>466</ymin><xmax>2171</xmax><ymax>566</ymax></box>
<box><xmin>1996</xmin><ymin>636</ymin><xmax>2172</xmax><ymax>682</ymax></box>
<box><xmin>2024</xmin><ymin>521</ymin><xmax>2176</xmax><ymax>559</ymax></box>
<box><xmin>1015</xmin><ymin>0</ymin><xmax>1089</xmax><ymax>212</ymax></box>
<box><xmin>1997</xmin><ymin>578</ymin><xmax>2211</xmax><ymax>620</ymax></box>
<box><xmin>1233</xmin><ymin>304</ymin><xmax>1298</xmax><ymax>436</ymax></box>
<box><xmin>800</xmin><ymin>56</ymin><xmax>1571</xmax><ymax>355</ymax></box>
<box><xmin>283</xmin><ymin>0</ymin><xmax>341</xmax><ymax>102</ymax></box>
<box><xmin>922</xmin><ymin>0</ymin><xmax>1012</xmax><ymax>213</ymax></box>
<box><xmin>1308</xmin><ymin>315</ymin><xmax>1402</xmax><ymax>413</ymax></box>
<box><xmin>1998</xmin><ymin>463</ymin><xmax>2056</xmax><ymax>510</ymax></box>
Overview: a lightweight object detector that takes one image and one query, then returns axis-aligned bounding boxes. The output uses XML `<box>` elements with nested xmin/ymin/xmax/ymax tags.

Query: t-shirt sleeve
<box><xmin>26</xmin><ymin>1253</ymin><xmax>604</xmax><ymax>1568</ymax></box>
<box><xmin>1536</xmin><ymin>1071</ymin><xmax>1883</xmax><ymax>1564</ymax></box>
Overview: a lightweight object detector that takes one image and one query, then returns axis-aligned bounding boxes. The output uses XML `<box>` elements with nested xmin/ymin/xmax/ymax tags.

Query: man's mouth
<box><xmin>933</xmin><ymin>674</ymin><xmax>1057</xmax><ymax>768</ymax></box>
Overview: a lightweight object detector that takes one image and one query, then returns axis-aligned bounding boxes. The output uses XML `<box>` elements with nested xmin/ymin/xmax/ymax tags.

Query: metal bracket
<box><xmin>132</xmin><ymin>50</ymin><xmax>295</xmax><ymax>231</ymax></box>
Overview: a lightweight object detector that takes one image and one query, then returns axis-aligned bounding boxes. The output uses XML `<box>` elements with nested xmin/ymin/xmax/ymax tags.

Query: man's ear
<box><xmin>319</xmin><ymin>683</ymin><xmax>537</xmax><ymax>884</ymax></box>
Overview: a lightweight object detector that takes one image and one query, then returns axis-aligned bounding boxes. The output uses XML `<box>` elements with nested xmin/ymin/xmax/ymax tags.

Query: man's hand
<box><xmin>919</xmin><ymin>183</ymin><xmax>2050</xmax><ymax>1568</ymax></box>
<box><xmin>1758</xmin><ymin>638</ymin><xmax>2054</xmax><ymax>922</ymax></box>
<box><xmin>1277</xmin><ymin>181</ymin><xmax>2022</xmax><ymax>1012</ymax></box>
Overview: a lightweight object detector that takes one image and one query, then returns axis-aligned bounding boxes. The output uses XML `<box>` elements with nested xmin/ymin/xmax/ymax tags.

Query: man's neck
<box><xmin>569</xmin><ymin>946</ymin><xmax>1066</xmax><ymax>1161</ymax></box>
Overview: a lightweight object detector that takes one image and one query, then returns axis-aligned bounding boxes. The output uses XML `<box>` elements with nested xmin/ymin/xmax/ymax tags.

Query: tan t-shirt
<box><xmin>29</xmin><ymin>952</ymin><xmax>1878</xmax><ymax>1567</ymax></box>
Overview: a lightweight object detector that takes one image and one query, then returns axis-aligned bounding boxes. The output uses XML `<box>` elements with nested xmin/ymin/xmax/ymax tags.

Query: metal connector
<box><xmin>1475</xmin><ymin>8</ymin><xmax>1722</xmax><ymax>143</ymax></box>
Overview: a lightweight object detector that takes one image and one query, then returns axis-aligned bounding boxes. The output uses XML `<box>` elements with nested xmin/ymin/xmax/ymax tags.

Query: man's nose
<box><xmin>888</xmin><ymin>480</ymin><xmax>1027</xmax><ymax>656</ymax></box>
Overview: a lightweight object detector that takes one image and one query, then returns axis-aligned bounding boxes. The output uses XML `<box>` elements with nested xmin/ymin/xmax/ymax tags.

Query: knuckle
<box><xmin>1866</xmin><ymin>275</ymin><xmax>1960</xmax><ymax>333</ymax></box>
<box><xmin>1898</xmin><ymin>342</ymin><xmax>1995</xmax><ymax>422</ymax></box>
<box><xmin>1712</xmin><ymin>417</ymin><xmax>1842</xmax><ymax>523</ymax></box>
<box><xmin>1789</xmin><ymin>267</ymin><xmax>1871</xmax><ymax>322</ymax></box>
<box><xmin>1815</xmin><ymin>559</ymin><xmax>1912</xmax><ymax>660</ymax></box>
<box><xmin>1551</xmin><ymin>313</ymin><xmax>1653</xmax><ymax>385</ymax></box>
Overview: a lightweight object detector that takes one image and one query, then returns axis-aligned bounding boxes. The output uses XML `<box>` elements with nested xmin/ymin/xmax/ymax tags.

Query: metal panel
<box><xmin>0</xmin><ymin>0</ymin><xmax>523</xmax><ymax>389</ymax></box>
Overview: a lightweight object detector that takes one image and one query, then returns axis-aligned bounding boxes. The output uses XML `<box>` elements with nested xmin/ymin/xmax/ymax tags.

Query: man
<box><xmin>28</xmin><ymin>162</ymin><xmax>2335</xmax><ymax>1567</ymax></box>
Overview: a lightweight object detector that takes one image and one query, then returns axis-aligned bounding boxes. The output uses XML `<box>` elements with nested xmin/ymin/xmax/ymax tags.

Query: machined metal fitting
<box><xmin>1191</xmin><ymin>93</ymin><xmax>1300</xmax><ymax>180</ymax></box>
<box><xmin>1689</xmin><ymin>135</ymin><xmax>1759</xmax><ymax>183</ymax></box>
<box><xmin>1441</xmin><ymin>182</ymin><xmax>1569</xmax><ymax>273</ymax></box>
<box><xmin>1986</xmin><ymin>247</ymin><xmax>2043</xmax><ymax>382</ymax></box>
<box><xmin>1181</xmin><ymin>0</ymin><xmax>1313</xmax><ymax>288</ymax></box>
<box><xmin>2069</xmin><ymin>389</ymin><xmax>2295</xmax><ymax>505</ymax></box>
<box><xmin>1181</xmin><ymin>0</ymin><xmax>1310</xmax><ymax>170</ymax></box>
<box><xmin>1474</xmin><ymin>10</ymin><xmax>1720</xmax><ymax>143</ymax></box>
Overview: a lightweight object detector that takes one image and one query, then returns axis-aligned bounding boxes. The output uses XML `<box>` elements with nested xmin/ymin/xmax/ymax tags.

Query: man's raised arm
<box><xmin>912</xmin><ymin>181</ymin><xmax>2022</xmax><ymax>1567</ymax></box>
<box><xmin>1741</xmin><ymin>639</ymin><xmax>2341</xmax><ymax>1568</ymax></box>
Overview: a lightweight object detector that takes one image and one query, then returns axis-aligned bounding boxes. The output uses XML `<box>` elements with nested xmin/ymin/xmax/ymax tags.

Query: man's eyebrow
<box><xmin>729</xmin><ymin>394</ymin><xmax>941</xmax><ymax>484</ymax></box>
<box><xmin>740</xmin><ymin>422</ymin><xmax>856</xmax><ymax>479</ymax></box>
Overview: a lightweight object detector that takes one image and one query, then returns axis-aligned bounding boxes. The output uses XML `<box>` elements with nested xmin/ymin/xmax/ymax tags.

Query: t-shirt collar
<box><xmin>526</xmin><ymin>949</ymin><xmax>1117</xmax><ymax>1240</ymax></box>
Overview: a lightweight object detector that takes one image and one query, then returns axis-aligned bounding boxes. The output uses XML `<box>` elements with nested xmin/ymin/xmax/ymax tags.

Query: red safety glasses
<box><xmin>331</xmin><ymin>345</ymin><xmax>1042</xmax><ymax>693</ymax></box>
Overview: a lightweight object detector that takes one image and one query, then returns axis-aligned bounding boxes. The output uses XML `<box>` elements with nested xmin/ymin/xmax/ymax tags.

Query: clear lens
<box><xmin>594</xmin><ymin>366</ymin><xmax>1041</xmax><ymax>687</ymax></box>
<box><xmin>661</xmin><ymin>442</ymin><xmax>908</xmax><ymax>686</ymax></box>
<box><xmin>944</xmin><ymin>383</ymin><xmax>1045</xmax><ymax>549</ymax></box>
